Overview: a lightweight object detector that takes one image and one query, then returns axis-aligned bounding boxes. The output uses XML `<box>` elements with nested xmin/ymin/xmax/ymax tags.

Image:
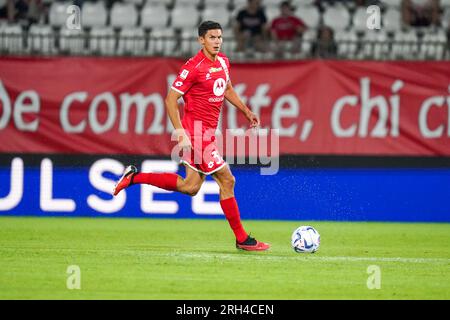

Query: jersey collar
<box><xmin>199</xmin><ymin>49</ymin><xmax>218</xmax><ymax>63</ymax></box>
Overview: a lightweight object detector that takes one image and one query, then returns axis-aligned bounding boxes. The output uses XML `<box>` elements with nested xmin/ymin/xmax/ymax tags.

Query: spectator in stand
<box><xmin>233</xmin><ymin>0</ymin><xmax>268</xmax><ymax>52</ymax></box>
<box><xmin>270</xmin><ymin>1</ymin><xmax>307</xmax><ymax>58</ymax></box>
<box><xmin>0</xmin><ymin>0</ymin><xmax>7</xmax><ymax>21</ymax></box>
<box><xmin>311</xmin><ymin>25</ymin><xmax>337</xmax><ymax>59</ymax></box>
<box><xmin>2</xmin><ymin>0</ymin><xmax>43</xmax><ymax>24</ymax></box>
<box><xmin>73</xmin><ymin>0</ymin><xmax>85</xmax><ymax>8</ymax></box>
<box><xmin>354</xmin><ymin>0</ymin><xmax>383</xmax><ymax>5</ymax></box>
<box><xmin>402</xmin><ymin>0</ymin><xmax>440</xmax><ymax>27</ymax></box>
<box><xmin>319</xmin><ymin>0</ymin><xmax>382</xmax><ymax>10</ymax></box>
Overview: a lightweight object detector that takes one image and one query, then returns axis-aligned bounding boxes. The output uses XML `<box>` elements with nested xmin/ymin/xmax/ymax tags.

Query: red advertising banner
<box><xmin>0</xmin><ymin>56</ymin><xmax>449</xmax><ymax>156</ymax></box>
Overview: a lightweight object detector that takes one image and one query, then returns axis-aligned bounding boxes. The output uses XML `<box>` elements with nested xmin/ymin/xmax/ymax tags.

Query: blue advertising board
<box><xmin>0</xmin><ymin>157</ymin><xmax>449</xmax><ymax>222</ymax></box>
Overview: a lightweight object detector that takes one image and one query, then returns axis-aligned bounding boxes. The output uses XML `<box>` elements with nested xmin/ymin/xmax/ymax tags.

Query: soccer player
<box><xmin>113</xmin><ymin>21</ymin><xmax>270</xmax><ymax>251</ymax></box>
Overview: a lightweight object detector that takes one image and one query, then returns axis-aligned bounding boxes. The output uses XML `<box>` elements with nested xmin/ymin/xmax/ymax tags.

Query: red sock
<box><xmin>132</xmin><ymin>173</ymin><xmax>178</xmax><ymax>191</ymax></box>
<box><xmin>220</xmin><ymin>197</ymin><xmax>248</xmax><ymax>243</ymax></box>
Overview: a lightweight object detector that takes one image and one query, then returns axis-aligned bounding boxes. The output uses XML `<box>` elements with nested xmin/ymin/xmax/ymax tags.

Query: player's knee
<box><xmin>185</xmin><ymin>184</ymin><xmax>201</xmax><ymax>197</ymax></box>
<box><xmin>222</xmin><ymin>175</ymin><xmax>236</xmax><ymax>191</ymax></box>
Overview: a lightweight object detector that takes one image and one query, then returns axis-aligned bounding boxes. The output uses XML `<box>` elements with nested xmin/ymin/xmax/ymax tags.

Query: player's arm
<box><xmin>224</xmin><ymin>81</ymin><xmax>260</xmax><ymax>128</ymax></box>
<box><xmin>165</xmin><ymin>89</ymin><xmax>191</xmax><ymax>149</ymax></box>
<box><xmin>296</xmin><ymin>20</ymin><xmax>307</xmax><ymax>35</ymax></box>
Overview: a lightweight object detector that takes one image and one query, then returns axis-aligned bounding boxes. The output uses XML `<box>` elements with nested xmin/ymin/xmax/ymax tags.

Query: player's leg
<box><xmin>113</xmin><ymin>164</ymin><xmax>205</xmax><ymax>196</ymax></box>
<box><xmin>212</xmin><ymin>165</ymin><xmax>270</xmax><ymax>251</ymax></box>
<box><xmin>211</xmin><ymin>163</ymin><xmax>236</xmax><ymax>200</ymax></box>
<box><xmin>176</xmin><ymin>165</ymin><xmax>206</xmax><ymax>196</ymax></box>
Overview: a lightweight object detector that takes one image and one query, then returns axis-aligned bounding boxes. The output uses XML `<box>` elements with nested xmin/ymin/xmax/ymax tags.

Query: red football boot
<box><xmin>236</xmin><ymin>235</ymin><xmax>270</xmax><ymax>251</ymax></box>
<box><xmin>113</xmin><ymin>165</ymin><xmax>137</xmax><ymax>196</ymax></box>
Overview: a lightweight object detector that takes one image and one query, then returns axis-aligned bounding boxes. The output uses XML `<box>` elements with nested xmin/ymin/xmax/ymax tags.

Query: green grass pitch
<box><xmin>0</xmin><ymin>217</ymin><xmax>449</xmax><ymax>299</ymax></box>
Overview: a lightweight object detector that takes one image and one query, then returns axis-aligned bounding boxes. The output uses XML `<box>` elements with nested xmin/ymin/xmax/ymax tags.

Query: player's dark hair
<box><xmin>280</xmin><ymin>1</ymin><xmax>292</xmax><ymax>9</ymax></box>
<box><xmin>198</xmin><ymin>21</ymin><xmax>222</xmax><ymax>37</ymax></box>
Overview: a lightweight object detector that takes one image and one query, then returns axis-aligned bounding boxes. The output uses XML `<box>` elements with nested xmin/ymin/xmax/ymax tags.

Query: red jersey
<box><xmin>171</xmin><ymin>50</ymin><xmax>231</xmax><ymax>135</ymax></box>
<box><xmin>271</xmin><ymin>15</ymin><xmax>306</xmax><ymax>40</ymax></box>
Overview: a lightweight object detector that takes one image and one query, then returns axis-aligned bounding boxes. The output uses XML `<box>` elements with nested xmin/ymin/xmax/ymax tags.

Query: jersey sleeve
<box><xmin>171</xmin><ymin>61</ymin><xmax>197</xmax><ymax>95</ymax></box>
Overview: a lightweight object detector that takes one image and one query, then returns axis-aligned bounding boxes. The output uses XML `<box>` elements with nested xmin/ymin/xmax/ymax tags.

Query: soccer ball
<box><xmin>291</xmin><ymin>226</ymin><xmax>320</xmax><ymax>253</ymax></box>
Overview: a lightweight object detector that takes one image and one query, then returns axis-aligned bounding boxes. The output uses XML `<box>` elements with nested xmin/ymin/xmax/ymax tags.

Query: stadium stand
<box><xmin>0</xmin><ymin>0</ymin><xmax>448</xmax><ymax>60</ymax></box>
<box><xmin>81</xmin><ymin>1</ymin><xmax>108</xmax><ymax>28</ymax></box>
<box><xmin>28</xmin><ymin>23</ymin><xmax>54</xmax><ymax>54</ymax></box>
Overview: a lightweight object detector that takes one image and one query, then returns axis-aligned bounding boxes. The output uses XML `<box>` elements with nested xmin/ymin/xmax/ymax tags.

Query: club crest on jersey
<box><xmin>206</xmin><ymin>73</ymin><xmax>211</xmax><ymax>80</ymax></box>
<box><xmin>213</xmin><ymin>78</ymin><xmax>226</xmax><ymax>96</ymax></box>
<box><xmin>180</xmin><ymin>69</ymin><xmax>189</xmax><ymax>79</ymax></box>
<box><xmin>209</xmin><ymin>67</ymin><xmax>223</xmax><ymax>73</ymax></box>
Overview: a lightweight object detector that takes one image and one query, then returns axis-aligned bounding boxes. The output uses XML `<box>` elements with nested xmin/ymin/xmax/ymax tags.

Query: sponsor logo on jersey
<box><xmin>208</xmin><ymin>96</ymin><xmax>225</xmax><ymax>103</ymax></box>
<box><xmin>213</xmin><ymin>78</ymin><xmax>226</xmax><ymax>96</ymax></box>
<box><xmin>175</xmin><ymin>81</ymin><xmax>183</xmax><ymax>87</ymax></box>
<box><xmin>209</xmin><ymin>67</ymin><xmax>223</xmax><ymax>73</ymax></box>
<box><xmin>180</xmin><ymin>69</ymin><xmax>189</xmax><ymax>79</ymax></box>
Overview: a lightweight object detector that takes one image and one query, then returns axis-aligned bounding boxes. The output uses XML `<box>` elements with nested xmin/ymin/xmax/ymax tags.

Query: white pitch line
<box><xmin>1</xmin><ymin>247</ymin><xmax>449</xmax><ymax>264</ymax></box>
<box><xmin>162</xmin><ymin>252</ymin><xmax>450</xmax><ymax>264</ymax></box>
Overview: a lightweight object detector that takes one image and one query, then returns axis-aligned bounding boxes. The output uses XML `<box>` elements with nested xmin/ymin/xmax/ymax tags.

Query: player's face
<box><xmin>199</xmin><ymin>29</ymin><xmax>223</xmax><ymax>57</ymax></box>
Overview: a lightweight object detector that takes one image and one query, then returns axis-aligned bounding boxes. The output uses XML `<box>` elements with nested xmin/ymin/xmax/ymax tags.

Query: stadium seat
<box><xmin>175</xmin><ymin>0</ymin><xmax>201</xmax><ymax>8</ymax></box>
<box><xmin>203</xmin><ymin>0</ymin><xmax>232</xmax><ymax>10</ymax></box>
<box><xmin>201</xmin><ymin>6</ymin><xmax>231</xmax><ymax>28</ymax></box>
<box><xmin>391</xmin><ymin>29</ymin><xmax>419</xmax><ymax>59</ymax></box>
<box><xmin>233</xmin><ymin>0</ymin><xmax>247</xmax><ymax>10</ymax></box>
<box><xmin>49</xmin><ymin>1</ymin><xmax>73</xmax><ymax>27</ymax></box>
<box><xmin>265</xmin><ymin>6</ymin><xmax>280</xmax><ymax>23</ymax></box>
<box><xmin>81</xmin><ymin>1</ymin><xmax>108</xmax><ymax>28</ymax></box>
<box><xmin>0</xmin><ymin>24</ymin><xmax>23</xmax><ymax>54</ymax></box>
<box><xmin>383</xmin><ymin>8</ymin><xmax>402</xmax><ymax>32</ymax></box>
<box><xmin>59</xmin><ymin>28</ymin><xmax>85</xmax><ymax>54</ymax></box>
<box><xmin>323</xmin><ymin>5</ymin><xmax>351</xmax><ymax>31</ymax></box>
<box><xmin>220</xmin><ymin>27</ymin><xmax>236</xmax><ymax>54</ymax></box>
<box><xmin>380</xmin><ymin>0</ymin><xmax>402</xmax><ymax>7</ymax></box>
<box><xmin>118</xmin><ymin>27</ymin><xmax>146</xmax><ymax>56</ymax></box>
<box><xmin>301</xmin><ymin>28</ymin><xmax>316</xmax><ymax>56</ymax></box>
<box><xmin>171</xmin><ymin>6</ymin><xmax>200</xmax><ymax>29</ymax></box>
<box><xmin>352</xmin><ymin>6</ymin><xmax>370</xmax><ymax>32</ymax></box>
<box><xmin>335</xmin><ymin>29</ymin><xmax>358</xmax><ymax>59</ymax></box>
<box><xmin>320</xmin><ymin>0</ymin><xmax>349</xmax><ymax>10</ymax></box>
<box><xmin>295</xmin><ymin>5</ymin><xmax>320</xmax><ymax>29</ymax></box>
<box><xmin>146</xmin><ymin>0</ymin><xmax>173</xmax><ymax>6</ymax></box>
<box><xmin>361</xmin><ymin>29</ymin><xmax>390</xmax><ymax>60</ymax></box>
<box><xmin>122</xmin><ymin>0</ymin><xmax>146</xmax><ymax>6</ymax></box>
<box><xmin>89</xmin><ymin>27</ymin><xmax>116</xmax><ymax>56</ymax></box>
<box><xmin>28</xmin><ymin>24</ymin><xmax>55</xmax><ymax>54</ymax></box>
<box><xmin>442</xmin><ymin>7</ymin><xmax>450</xmax><ymax>29</ymax></box>
<box><xmin>181</xmin><ymin>28</ymin><xmax>200</xmax><ymax>56</ymax></box>
<box><xmin>291</xmin><ymin>0</ymin><xmax>316</xmax><ymax>7</ymax></box>
<box><xmin>110</xmin><ymin>2</ymin><xmax>138</xmax><ymax>28</ymax></box>
<box><xmin>264</xmin><ymin>0</ymin><xmax>282</xmax><ymax>8</ymax></box>
<box><xmin>420</xmin><ymin>29</ymin><xmax>447</xmax><ymax>60</ymax></box>
<box><xmin>141</xmin><ymin>4</ymin><xmax>169</xmax><ymax>29</ymax></box>
<box><xmin>148</xmin><ymin>28</ymin><xmax>177</xmax><ymax>56</ymax></box>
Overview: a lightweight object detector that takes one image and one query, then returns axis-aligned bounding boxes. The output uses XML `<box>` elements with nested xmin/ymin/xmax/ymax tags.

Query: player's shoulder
<box><xmin>218</xmin><ymin>52</ymin><xmax>230</xmax><ymax>66</ymax></box>
<box><xmin>180</xmin><ymin>52</ymin><xmax>202</xmax><ymax>72</ymax></box>
<box><xmin>218</xmin><ymin>52</ymin><xmax>228</xmax><ymax>59</ymax></box>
